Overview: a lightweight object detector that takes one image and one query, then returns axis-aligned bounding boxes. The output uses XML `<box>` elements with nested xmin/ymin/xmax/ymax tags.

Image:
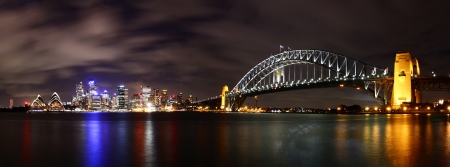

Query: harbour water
<box><xmin>0</xmin><ymin>112</ymin><xmax>449</xmax><ymax>166</ymax></box>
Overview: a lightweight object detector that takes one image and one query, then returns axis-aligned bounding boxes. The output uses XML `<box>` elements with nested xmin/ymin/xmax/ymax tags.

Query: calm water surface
<box><xmin>0</xmin><ymin>112</ymin><xmax>450</xmax><ymax>167</ymax></box>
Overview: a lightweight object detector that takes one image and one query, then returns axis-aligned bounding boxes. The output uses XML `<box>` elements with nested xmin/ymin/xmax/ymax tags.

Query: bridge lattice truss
<box><xmin>219</xmin><ymin>50</ymin><xmax>391</xmax><ymax>108</ymax></box>
<box><xmin>232</xmin><ymin>50</ymin><xmax>389</xmax><ymax>92</ymax></box>
<box><xmin>196</xmin><ymin>50</ymin><xmax>450</xmax><ymax>111</ymax></box>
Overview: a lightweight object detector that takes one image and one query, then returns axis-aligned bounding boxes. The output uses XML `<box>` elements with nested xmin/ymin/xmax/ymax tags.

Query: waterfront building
<box><xmin>161</xmin><ymin>90</ymin><xmax>168</xmax><ymax>106</ymax></box>
<box><xmin>187</xmin><ymin>95</ymin><xmax>193</xmax><ymax>103</ymax></box>
<box><xmin>177</xmin><ymin>92</ymin><xmax>183</xmax><ymax>104</ymax></box>
<box><xmin>101</xmin><ymin>90</ymin><xmax>110</xmax><ymax>109</ymax></box>
<box><xmin>176</xmin><ymin>92</ymin><xmax>183</xmax><ymax>109</ymax></box>
<box><xmin>30</xmin><ymin>95</ymin><xmax>46</xmax><ymax>111</ymax></box>
<box><xmin>48</xmin><ymin>92</ymin><xmax>64</xmax><ymax>111</ymax></box>
<box><xmin>91</xmin><ymin>94</ymin><xmax>101</xmax><ymax>110</ymax></box>
<box><xmin>151</xmin><ymin>88</ymin><xmax>160</xmax><ymax>106</ymax></box>
<box><xmin>141</xmin><ymin>86</ymin><xmax>152</xmax><ymax>104</ymax></box>
<box><xmin>168</xmin><ymin>95</ymin><xmax>176</xmax><ymax>106</ymax></box>
<box><xmin>117</xmin><ymin>85</ymin><xmax>129</xmax><ymax>109</ymax></box>
<box><xmin>131</xmin><ymin>94</ymin><xmax>140</xmax><ymax>108</ymax></box>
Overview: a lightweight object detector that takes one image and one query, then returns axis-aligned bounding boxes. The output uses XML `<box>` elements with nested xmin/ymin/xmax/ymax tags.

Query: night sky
<box><xmin>1</xmin><ymin>0</ymin><xmax>449</xmax><ymax>108</ymax></box>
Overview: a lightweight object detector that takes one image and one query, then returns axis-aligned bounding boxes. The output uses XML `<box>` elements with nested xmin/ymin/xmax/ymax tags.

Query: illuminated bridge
<box><xmin>194</xmin><ymin>50</ymin><xmax>450</xmax><ymax>111</ymax></box>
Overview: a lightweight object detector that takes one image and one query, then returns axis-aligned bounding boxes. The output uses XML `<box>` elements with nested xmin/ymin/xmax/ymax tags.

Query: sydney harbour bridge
<box><xmin>194</xmin><ymin>50</ymin><xmax>450</xmax><ymax>111</ymax></box>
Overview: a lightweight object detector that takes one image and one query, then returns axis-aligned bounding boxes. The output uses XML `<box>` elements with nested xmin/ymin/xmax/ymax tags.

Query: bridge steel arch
<box><xmin>226</xmin><ymin>50</ymin><xmax>391</xmax><ymax>111</ymax></box>
<box><xmin>232</xmin><ymin>50</ymin><xmax>389</xmax><ymax>92</ymax></box>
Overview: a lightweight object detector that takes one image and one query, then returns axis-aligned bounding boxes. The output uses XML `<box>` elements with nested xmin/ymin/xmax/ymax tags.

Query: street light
<box><xmin>254</xmin><ymin>96</ymin><xmax>258</xmax><ymax>108</ymax></box>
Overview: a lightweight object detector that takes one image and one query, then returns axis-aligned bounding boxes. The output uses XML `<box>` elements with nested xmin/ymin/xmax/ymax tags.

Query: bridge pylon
<box><xmin>220</xmin><ymin>85</ymin><xmax>229</xmax><ymax>110</ymax></box>
<box><xmin>391</xmin><ymin>51</ymin><xmax>421</xmax><ymax>109</ymax></box>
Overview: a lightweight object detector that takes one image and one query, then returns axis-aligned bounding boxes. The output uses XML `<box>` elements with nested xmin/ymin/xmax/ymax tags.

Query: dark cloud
<box><xmin>0</xmin><ymin>0</ymin><xmax>449</xmax><ymax>108</ymax></box>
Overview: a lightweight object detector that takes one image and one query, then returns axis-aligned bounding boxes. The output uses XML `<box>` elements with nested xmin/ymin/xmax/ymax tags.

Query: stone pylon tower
<box><xmin>391</xmin><ymin>51</ymin><xmax>421</xmax><ymax>109</ymax></box>
<box><xmin>221</xmin><ymin>85</ymin><xmax>229</xmax><ymax>109</ymax></box>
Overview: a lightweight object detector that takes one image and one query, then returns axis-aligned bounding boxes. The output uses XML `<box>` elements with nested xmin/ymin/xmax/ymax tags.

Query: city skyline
<box><xmin>1</xmin><ymin>1</ymin><xmax>450</xmax><ymax>108</ymax></box>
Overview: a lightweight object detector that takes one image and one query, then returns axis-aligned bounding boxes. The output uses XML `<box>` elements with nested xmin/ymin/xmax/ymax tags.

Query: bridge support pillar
<box><xmin>220</xmin><ymin>85</ymin><xmax>228</xmax><ymax>110</ymax></box>
<box><xmin>391</xmin><ymin>52</ymin><xmax>421</xmax><ymax>109</ymax></box>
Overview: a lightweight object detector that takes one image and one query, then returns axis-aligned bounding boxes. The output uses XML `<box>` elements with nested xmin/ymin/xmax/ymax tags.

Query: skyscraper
<box><xmin>141</xmin><ymin>86</ymin><xmax>152</xmax><ymax>105</ymax></box>
<box><xmin>177</xmin><ymin>92</ymin><xmax>183</xmax><ymax>104</ymax></box>
<box><xmin>76</xmin><ymin>82</ymin><xmax>84</xmax><ymax>101</ymax></box>
<box><xmin>101</xmin><ymin>90</ymin><xmax>110</xmax><ymax>109</ymax></box>
<box><xmin>152</xmin><ymin>88</ymin><xmax>160</xmax><ymax>106</ymax></box>
<box><xmin>131</xmin><ymin>94</ymin><xmax>140</xmax><ymax>108</ymax></box>
<box><xmin>74</xmin><ymin>82</ymin><xmax>85</xmax><ymax>109</ymax></box>
<box><xmin>117</xmin><ymin>85</ymin><xmax>129</xmax><ymax>110</ymax></box>
<box><xmin>187</xmin><ymin>95</ymin><xmax>193</xmax><ymax>103</ymax></box>
<box><xmin>87</xmin><ymin>80</ymin><xmax>100</xmax><ymax>110</ymax></box>
<box><xmin>161</xmin><ymin>90</ymin><xmax>168</xmax><ymax>106</ymax></box>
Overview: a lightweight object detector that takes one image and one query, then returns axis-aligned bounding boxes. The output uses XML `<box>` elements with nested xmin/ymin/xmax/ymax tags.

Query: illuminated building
<box><xmin>89</xmin><ymin>95</ymin><xmax>100</xmax><ymax>110</ymax></box>
<box><xmin>177</xmin><ymin>92</ymin><xmax>183</xmax><ymax>104</ymax></box>
<box><xmin>391</xmin><ymin>52</ymin><xmax>421</xmax><ymax>109</ymax></box>
<box><xmin>141</xmin><ymin>86</ymin><xmax>152</xmax><ymax>104</ymax></box>
<box><xmin>30</xmin><ymin>95</ymin><xmax>46</xmax><ymax>111</ymax></box>
<box><xmin>151</xmin><ymin>88</ymin><xmax>160</xmax><ymax>106</ymax></box>
<box><xmin>72</xmin><ymin>82</ymin><xmax>87</xmax><ymax>110</ymax></box>
<box><xmin>9</xmin><ymin>99</ymin><xmax>13</xmax><ymax>109</ymax></box>
<box><xmin>84</xmin><ymin>80</ymin><xmax>101</xmax><ymax>110</ymax></box>
<box><xmin>111</xmin><ymin>93</ymin><xmax>118</xmax><ymax>108</ymax></box>
<box><xmin>88</xmin><ymin>80</ymin><xmax>98</xmax><ymax>95</ymax></box>
<box><xmin>187</xmin><ymin>95</ymin><xmax>193</xmax><ymax>103</ymax></box>
<box><xmin>161</xmin><ymin>90</ymin><xmax>168</xmax><ymax>106</ymax></box>
<box><xmin>76</xmin><ymin>82</ymin><xmax>84</xmax><ymax>101</ymax></box>
<box><xmin>48</xmin><ymin>92</ymin><xmax>64</xmax><ymax>111</ymax></box>
<box><xmin>101</xmin><ymin>90</ymin><xmax>110</xmax><ymax>109</ymax></box>
<box><xmin>131</xmin><ymin>94</ymin><xmax>140</xmax><ymax>108</ymax></box>
<box><xmin>117</xmin><ymin>85</ymin><xmax>129</xmax><ymax>109</ymax></box>
<box><xmin>168</xmin><ymin>95</ymin><xmax>176</xmax><ymax>106</ymax></box>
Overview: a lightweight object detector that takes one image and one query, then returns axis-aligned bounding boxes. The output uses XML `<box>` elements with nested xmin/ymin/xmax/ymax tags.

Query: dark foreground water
<box><xmin>1</xmin><ymin>112</ymin><xmax>450</xmax><ymax>167</ymax></box>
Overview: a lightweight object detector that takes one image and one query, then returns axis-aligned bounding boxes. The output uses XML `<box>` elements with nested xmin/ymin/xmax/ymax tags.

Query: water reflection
<box><xmin>2</xmin><ymin>113</ymin><xmax>450</xmax><ymax>166</ymax></box>
<box><xmin>84</xmin><ymin>120</ymin><xmax>104</xmax><ymax>167</ymax></box>
<box><xmin>271</xmin><ymin>114</ymin><xmax>450</xmax><ymax>166</ymax></box>
<box><xmin>21</xmin><ymin>120</ymin><xmax>31</xmax><ymax>167</ymax></box>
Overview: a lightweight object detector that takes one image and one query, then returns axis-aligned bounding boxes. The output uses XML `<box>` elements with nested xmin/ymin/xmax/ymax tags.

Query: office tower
<box><xmin>76</xmin><ymin>82</ymin><xmax>84</xmax><ymax>101</ymax></box>
<box><xmin>141</xmin><ymin>86</ymin><xmax>152</xmax><ymax>104</ymax></box>
<box><xmin>177</xmin><ymin>92</ymin><xmax>183</xmax><ymax>104</ymax></box>
<box><xmin>187</xmin><ymin>95</ymin><xmax>193</xmax><ymax>103</ymax></box>
<box><xmin>101</xmin><ymin>90</ymin><xmax>110</xmax><ymax>108</ymax></box>
<box><xmin>91</xmin><ymin>94</ymin><xmax>101</xmax><ymax>110</ymax></box>
<box><xmin>161</xmin><ymin>90</ymin><xmax>168</xmax><ymax>106</ymax></box>
<box><xmin>152</xmin><ymin>88</ymin><xmax>160</xmax><ymax>106</ymax></box>
<box><xmin>87</xmin><ymin>80</ymin><xmax>100</xmax><ymax>110</ymax></box>
<box><xmin>131</xmin><ymin>94</ymin><xmax>140</xmax><ymax>108</ymax></box>
<box><xmin>117</xmin><ymin>85</ymin><xmax>129</xmax><ymax>109</ymax></box>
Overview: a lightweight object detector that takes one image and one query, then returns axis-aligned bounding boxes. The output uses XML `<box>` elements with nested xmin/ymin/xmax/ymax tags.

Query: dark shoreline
<box><xmin>1</xmin><ymin>109</ymin><xmax>447</xmax><ymax>115</ymax></box>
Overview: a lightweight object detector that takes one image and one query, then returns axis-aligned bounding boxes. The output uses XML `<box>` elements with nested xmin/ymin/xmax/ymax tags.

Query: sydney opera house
<box><xmin>29</xmin><ymin>92</ymin><xmax>65</xmax><ymax>111</ymax></box>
